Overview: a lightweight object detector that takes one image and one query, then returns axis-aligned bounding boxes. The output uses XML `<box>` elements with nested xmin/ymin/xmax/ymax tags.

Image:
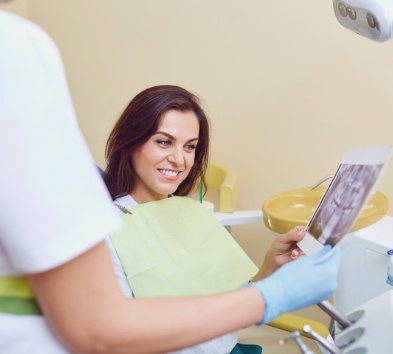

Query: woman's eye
<box><xmin>157</xmin><ymin>140</ymin><xmax>171</xmax><ymax>146</ymax></box>
<box><xmin>185</xmin><ymin>144</ymin><xmax>197</xmax><ymax>151</ymax></box>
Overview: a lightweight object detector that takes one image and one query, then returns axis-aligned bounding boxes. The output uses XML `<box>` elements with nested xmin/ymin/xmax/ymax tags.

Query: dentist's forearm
<box><xmin>28</xmin><ymin>241</ymin><xmax>265</xmax><ymax>354</ymax></box>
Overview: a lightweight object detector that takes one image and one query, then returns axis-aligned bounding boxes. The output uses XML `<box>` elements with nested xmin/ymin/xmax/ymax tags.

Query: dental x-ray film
<box><xmin>297</xmin><ymin>145</ymin><xmax>393</xmax><ymax>255</ymax></box>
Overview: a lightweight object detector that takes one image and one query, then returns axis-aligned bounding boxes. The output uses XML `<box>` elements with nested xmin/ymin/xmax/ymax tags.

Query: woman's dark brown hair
<box><xmin>104</xmin><ymin>85</ymin><xmax>210</xmax><ymax>200</ymax></box>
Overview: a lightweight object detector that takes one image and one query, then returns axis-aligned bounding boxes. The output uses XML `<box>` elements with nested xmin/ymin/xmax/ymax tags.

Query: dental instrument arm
<box><xmin>280</xmin><ymin>331</ymin><xmax>316</xmax><ymax>354</ymax></box>
<box><xmin>318</xmin><ymin>300</ymin><xmax>353</xmax><ymax>329</ymax></box>
<box><xmin>303</xmin><ymin>325</ymin><xmax>343</xmax><ymax>354</ymax></box>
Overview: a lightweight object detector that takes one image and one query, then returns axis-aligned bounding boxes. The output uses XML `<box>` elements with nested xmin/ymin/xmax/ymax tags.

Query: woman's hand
<box><xmin>268</xmin><ymin>225</ymin><xmax>306</xmax><ymax>265</ymax></box>
<box><xmin>251</xmin><ymin>226</ymin><xmax>306</xmax><ymax>281</ymax></box>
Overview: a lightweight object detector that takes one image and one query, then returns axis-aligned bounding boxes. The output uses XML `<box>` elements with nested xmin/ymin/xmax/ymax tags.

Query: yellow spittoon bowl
<box><xmin>262</xmin><ymin>186</ymin><xmax>389</xmax><ymax>234</ymax></box>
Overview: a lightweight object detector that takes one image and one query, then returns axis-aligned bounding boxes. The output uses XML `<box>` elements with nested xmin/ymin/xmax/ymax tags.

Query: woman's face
<box><xmin>131</xmin><ymin>109</ymin><xmax>200</xmax><ymax>203</ymax></box>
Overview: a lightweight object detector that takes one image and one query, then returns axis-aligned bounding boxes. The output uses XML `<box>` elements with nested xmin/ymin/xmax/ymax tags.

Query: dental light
<box><xmin>333</xmin><ymin>0</ymin><xmax>393</xmax><ymax>42</ymax></box>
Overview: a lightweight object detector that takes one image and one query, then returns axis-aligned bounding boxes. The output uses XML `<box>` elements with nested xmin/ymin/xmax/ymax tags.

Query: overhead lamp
<box><xmin>333</xmin><ymin>0</ymin><xmax>393</xmax><ymax>42</ymax></box>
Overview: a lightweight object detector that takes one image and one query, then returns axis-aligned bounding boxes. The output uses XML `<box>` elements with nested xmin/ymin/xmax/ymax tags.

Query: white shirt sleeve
<box><xmin>0</xmin><ymin>10</ymin><xmax>122</xmax><ymax>274</ymax></box>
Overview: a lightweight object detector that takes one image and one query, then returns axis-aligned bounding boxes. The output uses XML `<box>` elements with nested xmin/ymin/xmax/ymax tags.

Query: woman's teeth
<box><xmin>160</xmin><ymin>169</ymin><xmax>179</xmax><ymax>177</ymax></box>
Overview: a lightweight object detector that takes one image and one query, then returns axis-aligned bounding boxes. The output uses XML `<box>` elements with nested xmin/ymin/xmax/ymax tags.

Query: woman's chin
<box><xmin>154</xmin><ymin>190</ymin><xmax>177</xmax><ymax>199</ymax></box>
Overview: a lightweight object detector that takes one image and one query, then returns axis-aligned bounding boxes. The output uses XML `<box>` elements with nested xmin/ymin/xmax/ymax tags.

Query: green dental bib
<box><xmin>110</xmin><ymin>196</ymin><xmax>258</xmax><ymax>298</ymax></box>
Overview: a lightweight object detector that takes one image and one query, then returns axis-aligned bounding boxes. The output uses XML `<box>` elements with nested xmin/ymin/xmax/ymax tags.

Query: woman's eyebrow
<box><xmin>154</xmin><ymin>131</ymin><xmax>174</xmax><ymax>139</ymax></box>
<box><xmin>154</xmin><ymin>131</ymin><xmax>199</xmax><ymax>143</ymax></box>
<box><xmin>185</xmin><ymin>137</ymin><xmax>199</xmax><ymax>143</ymax></box>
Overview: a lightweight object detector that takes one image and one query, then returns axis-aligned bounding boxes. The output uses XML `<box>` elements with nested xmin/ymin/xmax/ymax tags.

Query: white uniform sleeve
<box><xmin>0</xmin><ymin>11</ymin><xmax>122</xmax><ymax>273</ymax></box>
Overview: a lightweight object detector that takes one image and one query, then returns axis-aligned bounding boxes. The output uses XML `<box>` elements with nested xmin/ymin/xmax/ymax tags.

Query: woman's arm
<box><xmin>27</xmin><ymin>241</ymin><xmax>264</xmax><ymax>354</ymax></box>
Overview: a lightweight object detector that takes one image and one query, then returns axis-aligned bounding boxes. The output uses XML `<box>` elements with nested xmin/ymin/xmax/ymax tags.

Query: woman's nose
<box><xmin>167</xmin><ymin>147</ymin><xmax>185</xmax><ymax>165</ymax></box>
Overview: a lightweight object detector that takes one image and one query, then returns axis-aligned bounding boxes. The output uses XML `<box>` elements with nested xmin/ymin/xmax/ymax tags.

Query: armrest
<box><xmin>214</xmin><ymin>210</ymin><xmax>263</xmax><ymax>226</ymax></box>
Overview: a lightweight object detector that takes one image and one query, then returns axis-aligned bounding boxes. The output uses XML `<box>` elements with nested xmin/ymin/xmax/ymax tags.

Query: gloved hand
<box><xmin>248</xmin><ymin>245</ymin><xmax>342</xmax><ymax>325</ymax></box>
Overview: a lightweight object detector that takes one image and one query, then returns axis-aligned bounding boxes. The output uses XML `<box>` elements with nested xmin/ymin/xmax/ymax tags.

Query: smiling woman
<box><xmin>104</xmin><ymin>85</ymin><xmax>264</xmax><ymax>353</ymax></box>
<box><xmin>104</xmin><ymin>85</ymin><xmax>255</xmax><ymax>353</ymax></box>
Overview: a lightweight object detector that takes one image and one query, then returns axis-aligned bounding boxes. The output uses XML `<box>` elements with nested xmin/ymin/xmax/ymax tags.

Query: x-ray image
<box><xmin>305</xmin><ymin>146</ymin><xmax>393</xmax><ymax>248</ymax></box>
<box><xmin>307</xmin><ymin>164</ymin><xmax>383</xmax><ymax>246</ymax></box>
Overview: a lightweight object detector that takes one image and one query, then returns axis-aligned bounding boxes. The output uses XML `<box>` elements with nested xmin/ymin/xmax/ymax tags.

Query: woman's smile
<box><xmin>158</xmin><ymin>169</ymin><xmax>181</xmax><ymax>178</ymax></box>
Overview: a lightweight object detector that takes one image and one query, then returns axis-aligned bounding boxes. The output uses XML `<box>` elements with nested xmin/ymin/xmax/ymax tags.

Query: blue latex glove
<box><xmin>249</xmin><ymin>245</ymin><xmax>342</xmax><ymax>325</ymax></box>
